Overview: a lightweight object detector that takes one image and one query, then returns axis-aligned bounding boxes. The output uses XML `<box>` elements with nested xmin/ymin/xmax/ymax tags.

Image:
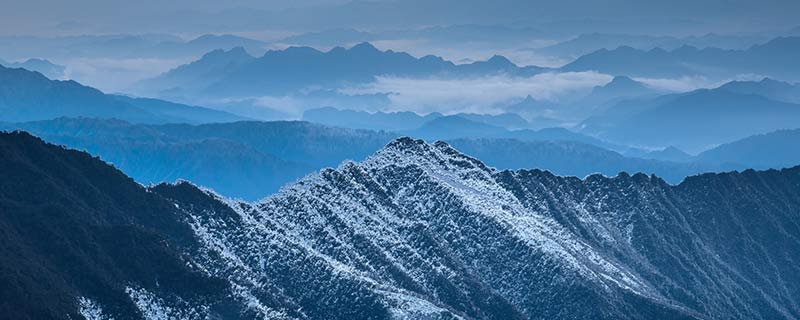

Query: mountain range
<box><xmin>0</xmin><ymin>57</ymin><xmax>66</xmax><ymax>79</ymax></box>
<box><xmin>0</xmin><ymin>64</ymin><xmax>245</xmax><ymax>124</ymax></box>
<box><xmin>7</xmin><ymin>116</ymin><xmax>799</xmax><ymax>201</ymax></box>
<box><xmin>134</xmin><ymin>43</ymin><xmax>549</xmax><ymax>100</ymax></box>
<box><xmin>581</xmin><ymin>82</ymin><xmax>800</xmax><ymax>152</ymax></box>
<box><xmin>562</xmin><ymin>37</ymin><xmax>800</xmax><ymax>81</ymax></box>
<box><xmin>3</xmin><ymin>132</ymin><xmax>800</xmax><ymax>319</ymax></box>
<box><xmin>534</xmin><ymin>32</ymin><xmax>769</xmax><ymax>60</ymax></box>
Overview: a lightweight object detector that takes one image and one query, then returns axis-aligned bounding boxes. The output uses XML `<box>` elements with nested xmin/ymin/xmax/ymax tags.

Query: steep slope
<box><xmin>0</xmin><ymin>132</ymin><xmax>239</xmax><ymax>319</ymax></box>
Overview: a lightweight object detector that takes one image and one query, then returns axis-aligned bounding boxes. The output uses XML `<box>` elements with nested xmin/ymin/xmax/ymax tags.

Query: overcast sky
<box><xmin>1</xmin><ymin>0</ymin><xmax>798</xmax><ymax>37</ymax></box>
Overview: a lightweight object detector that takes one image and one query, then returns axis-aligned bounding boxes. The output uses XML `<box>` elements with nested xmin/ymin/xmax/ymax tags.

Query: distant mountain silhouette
<box><xmin>0</xmin><ymin>65</ymin><xmax>245</xmax><ymax>124</ymax></box>
<box><xmin>631</xmin><ymin>146</ymin><xmax>694</xmax><ymax>163</ymax></box>
<box><xmin>0</xmin><ymin>58</ymin><xmax>66</xmax><ymax>79</ymax></box>
<box><xmin>536</xmin><ymin>32</ymin><xmax>766</xmax><ymax>60</ymax></box>
<box><xmin>562</xmin><ymin>37</ymin><xmax>800</xmax><ymax>81</ymax></box>
<box><xmin>582</xmin><ymin>85</ymin><xmax>800</xmax><ymax>152</ymax></box>
<box><xmin>303</xmin><ymin>107</ymin><xmax>442</xmax><ymax>131</ymax></box>
<box><xmin>697</xmin><ymin>129</ymin><xmax>800</xmax><ymax>169</ymax></box>
<box><xmin>717</xmin><ymin>78</ymin><xmax>800</xmax><ymax>103</ymax></box>
<box><xmin>137</xmin><ymin>42</ymin><xmax>548</xmax><ymax>99</ymax></box>
<box><xmin>572</xmin><ymin>76</ymin><xmax>663</xmax><ymax>116</ymax></box>
<box><xmin>1</xmin><ymin>118</ymin><xmax>396</xmax><ymax>200</ymax></box>
<box><xmin>303</xmin><ymin>107</ymin><xmax>534</xmax><ymax>131</ymax></box>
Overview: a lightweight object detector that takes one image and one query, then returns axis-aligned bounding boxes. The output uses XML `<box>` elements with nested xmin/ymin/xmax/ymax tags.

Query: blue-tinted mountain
<box><xmin>562</xmin><ymin>37</ymin><xmax>800</xmax><ymax>81</ymax></box>
<box><xmin>5</xmin><ymin>133</ymin><xmax>800</xmax><ymax>319</ymax></box>
<box><xmin>633</xmin><ymin>146</ymin><xmax>694</xmax><ymax>163</ymax></box>
<box><xmin>535</xmin><ymin>32</ymin><xmax>767</xmax><ymax>60</ymax></box>
<box><xmin>133</xmin><ymin>46</ymin><xmax>256</xmax><ymax>99</ymax></box>
<box><xmin>278</xmin><ymin>28</ymin><xmax>380</xmax><ymax>47</ymax></box>
<box><xmin>0</xmin><ymin>57</ymin><xmax>66</xmax><ymax>79</ymax></box>
<box><xmin>717</xmin><ymin>78</ymin><xmax>800</xmax><ymax>103</ymax></box>
<box><xmin>0</xmin><ymin>65</ymin><xmax>244</xmax><ymax>124</ymax></box>
<box><xmin>404</xmin><ymin>115</ymin><xmax>508</xmax><ymax>140</ymax></box>
<box><xmin>1</xmin><ymin>118</ymin><xmax>396</xmax><ymax>200</ymax></box>
<box><xmin>2</xmin><ymin>117</ymin><xmax>703</xmax><ymax>199</ymax></box>
<box><xmin>302</xmin><ymin>107</ymin><xmax>442</xmax><ymax>131</ymax></box>
<box><xmin>448</xmin><ymin>138</ymin><xmax>719</xmax><ymax>183</ymax></box>
<box><xmin>110</xmin><ymin>95</ymin><xmax>247</xmax><ymax>124</ymax></box>
<box><xmin>697</xmin><ymin>129</ymin><xmax>800</xmax><ymax>169</ymax></box>
<box><xmin>582</xmin><ymin>86</ymin><xmax>800</xmax><ymax>152</ymax></box>
<box><xmin>279</xmin><ymin>24</ymin><xmax>546</xmax><ymax>48</ymax></box>
<box><xmin>580</xmin><ymin>76</ymin><xmax>661</xmax><ymax>106</ymax></box>
<box><xmin>138</xmin><ymin>42</ymin><xmax>548</xmax><ymax>99</ymax></box>
<box><xmin>302</xmin><ymin>107</ymin><xmax>533</xmax><ymax>132</ymax></box>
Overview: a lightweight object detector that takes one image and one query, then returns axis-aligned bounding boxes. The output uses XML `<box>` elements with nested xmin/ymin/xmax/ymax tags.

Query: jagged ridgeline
<box><xmin>1</xmin><ymin>131</ymin><xmax>800</xmax><ymax>320</ymax></box>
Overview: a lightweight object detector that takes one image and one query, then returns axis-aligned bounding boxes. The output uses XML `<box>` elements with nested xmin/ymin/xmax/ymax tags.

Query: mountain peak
<box><xmin>350</xmin><ymin>42</ymin><xmax>380</xmax><ymax>53</ymax></box>
<box><xmin>487</xmin><ymin>54</ymin><xmax>514</xmax><ymax>66</ymax></box>
<box><xmin>366</xmin><ymin>136</ymin><xmax>490</xmax><ymax>173</ymax></box>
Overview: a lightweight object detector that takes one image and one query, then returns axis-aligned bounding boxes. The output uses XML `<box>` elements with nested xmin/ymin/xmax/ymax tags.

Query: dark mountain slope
<box><xmin>0</xmin><ymin>132</ymin><xmax>235</xmax><ymax>319</ymax></box>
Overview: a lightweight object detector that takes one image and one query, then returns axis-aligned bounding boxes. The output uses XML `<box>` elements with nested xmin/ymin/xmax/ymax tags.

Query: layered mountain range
<box><xmin>2</xmin><ymin>132</ymin><xmax>800</xmax><ymax>319</ymax></box>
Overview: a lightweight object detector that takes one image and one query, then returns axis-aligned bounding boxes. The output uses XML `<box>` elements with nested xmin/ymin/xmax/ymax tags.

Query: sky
<box><xmin>2</xmin><ymin>0</ymin><xmax>798</xmax><ymax>36</ymax></box>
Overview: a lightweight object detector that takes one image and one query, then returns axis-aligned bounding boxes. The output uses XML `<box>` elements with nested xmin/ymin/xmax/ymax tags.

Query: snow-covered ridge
<box><xmin>138</xmin><ymin>136</ymin><xmax>800</xmax><ymax>319</ymax></box>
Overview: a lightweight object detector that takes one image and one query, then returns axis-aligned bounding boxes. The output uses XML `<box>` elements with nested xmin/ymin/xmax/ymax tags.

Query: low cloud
<box><xmin>340</xmin><ymin>72</ymin><xmax>612</xmax><ymax>114</ymax></box>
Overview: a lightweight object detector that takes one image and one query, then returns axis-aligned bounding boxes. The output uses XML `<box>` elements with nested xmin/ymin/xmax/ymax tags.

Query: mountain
<box><xmin>404</xmin><ymin>115</ymin><xmax>508</xmax><ymax>140</ymax></box>
<box><xmin>581</xmin><ymin>86</ymin><xmax>800</xmax><ymax>152</ymax></box>
<box><xmin>717</xmin><ymin>78</ymin><xmax>800</xmax><ymax>104</ymax></box>
<box><xmin>562</xmin><ymin>37</ymin><xmax>800</xmax><ymax>81</ymax></box>
<box><xmin>697</xmin><ymin>128</ymin><xmax>800</xmax><ymax>169</ymax></box>
<box><xmin>132</xmin><ymin>46</ymin><xmax>256</xmax><ymax>99</ymax></box>
<box><xmin>137</xmin><ymin>42</ymin><xmax>548</xmax><ymax>99</ymax></box>
<box><xmin>110</xmin><ymin>95</ymin><xmax>248</xmax><ymax>124</ymax></box>
<box><xmin>579</xmin><ymin>76</ymin><xmax>661</xmax><ymax>106</ymax></box>
<box><xmin>0</xmin><ymin>65</ymin><xmax>245</xmax><ymax>124</ymax></box>
<box><xmin>0</xmin><ymin>131</ymin><xmax>240</xmax><ymax>319</ymax></box>
<box><xmin>0</xmin><ymin>57</ymin><xmax>66</xmax><ymax>79</ymax></box>
<box><xmin>535</xmin><ymin>32</ymin><xmax>766</xmax><ymax>60</ymax></box>
<box><xmin>635</xmin><ymin>146</ymin><xmax>694</xmax><ymax>163</ymax></box>
<box><xmin>1</xmin><ymin>118</ymin><xmax>396</xmax><ymax>200</ymax></box>
<box><xmin>448</xmin><ymin>138</ymin><xmax>718</xmax><ymax>183</ymax></box>
<box><xmin>302</xmin><ymin>107</ymin><xmax>534</xmax><ymax>132</ymax></box>
<box><xmin>4</xmin><ymin>133</ymin><xmax>800</xmax><ymax>319</ymax></box>
<box><xmin>302</xmin><ymin>107</ymin><xmax>442</xmax><ymax>132</ymax></box>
